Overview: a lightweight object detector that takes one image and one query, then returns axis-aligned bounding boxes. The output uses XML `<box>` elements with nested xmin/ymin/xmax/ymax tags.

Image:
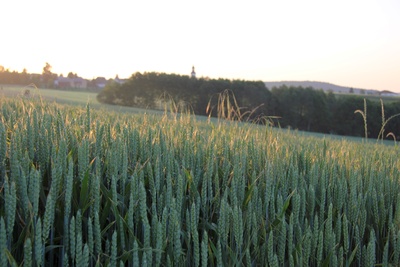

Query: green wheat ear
<box><xmin>0</xmin><ymin>122</ymin><xmax>6</xmax><ymax>179</ymax></box>
<box><xmin>23</xmin><ymin>238</ymin><xmax>32</xmax><ymax>267</ymax></box>
<box><xmin>4</xmin><ymin>178</ymin><xmax>16</xmax><ymax>240</ymax></box>
<box><xmin>354</xmin><ymin>98</ymin><xmax>368</xmax><ymax>140</ymax></box>
<box><xmin>34</xmin><ymin>218</ymin><xmax>43</xmax><ymax>266</ymax></box>
<box><xmin>110</xmin><ymin>231</ymin><xmax>117</xmax><ymax>267</ymax></box>
<box><xmin>201</xmin><ymin>230</ymin><xmax>208</xmax><ymax>267</ymax></box>
<box><xmin>0</xmin><ymin>217</ymin><xmax>7</xmax><ymax>267</ymax></box>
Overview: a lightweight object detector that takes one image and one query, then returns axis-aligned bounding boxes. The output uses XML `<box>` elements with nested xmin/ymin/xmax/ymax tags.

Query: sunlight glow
<box><xmin>1</xmin><ymin>0</ymin><xmax>399</xmax><ymax>91</ymax></box>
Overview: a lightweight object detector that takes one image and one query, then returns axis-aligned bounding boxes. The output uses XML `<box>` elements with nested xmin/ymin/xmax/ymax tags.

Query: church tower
<box><xmin>191</xmin><ymin>66</ymin><xmax>196</xmax><ymax>79</ymax></box>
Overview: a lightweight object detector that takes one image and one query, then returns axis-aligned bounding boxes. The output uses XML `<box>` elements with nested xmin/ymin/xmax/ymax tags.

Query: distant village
<box><xmin>53</xmin><ymin>66</ymin><xmax>196</xmax><ymax>90</ymax></box>
<box><xmin>0</xmin><ymin>63</ymin><xmax>129</xmax><ymax>91</ymax></box>
<box><xmin>53</xmin><ymin>75</ymin><xmax>127</xmax><ymax>90</ymax></box>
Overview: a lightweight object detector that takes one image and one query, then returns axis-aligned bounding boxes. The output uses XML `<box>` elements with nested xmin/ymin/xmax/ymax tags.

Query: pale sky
<box><xmin>1</xmin><ymin>0</ymin><xmax>400</xmax><ymax>92</ymax></box>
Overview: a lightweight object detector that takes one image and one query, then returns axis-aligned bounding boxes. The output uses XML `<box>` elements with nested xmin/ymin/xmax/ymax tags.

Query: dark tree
<box><xmin>67</xmin><ymin>72</ymin><xmax>78</xmax><ymax>78</ymax></box>
<box><xmin>42</xmin><ymin>62</ymin><xmax>55</xmax><ymax>88</ymax></box>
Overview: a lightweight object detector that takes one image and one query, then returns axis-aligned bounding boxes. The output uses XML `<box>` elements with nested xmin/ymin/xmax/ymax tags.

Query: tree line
<box><xmin>0</xmin><ymin>63</ymin><xmax>57</xmax><ymax>88</ymax></box>
<box><xmin>0</xmin><ymin>63</ymin><xmax>104</xmax><ymax>89</ymax></box>
<box><xmin>97</xmin><ymin>72</ymin><xmax>400</xmax><ymax>139</ymax></box>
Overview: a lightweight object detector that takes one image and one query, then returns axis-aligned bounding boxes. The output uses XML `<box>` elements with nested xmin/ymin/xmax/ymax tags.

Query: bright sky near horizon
<box><xmin>1</xmin><ymin>0</ymin><xmax>400</xmax><ymax>92</ymax></box>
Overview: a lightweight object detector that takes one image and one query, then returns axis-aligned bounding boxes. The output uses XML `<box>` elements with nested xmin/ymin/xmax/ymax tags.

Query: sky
<box><xmin>1</xmin><ymin>0</ymin><xmax>400</xmax><ymax>92</ymax></box>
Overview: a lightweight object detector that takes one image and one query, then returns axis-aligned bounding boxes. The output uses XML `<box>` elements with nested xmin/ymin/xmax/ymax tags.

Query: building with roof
<box><xmin>191</xmin><ymin>66</ymin><xmax>196</xmax><ymax>79</ymax></box>
<box><xmin>54</xmin><ymin>76</ymin><xmax>88</xmax><ymax>89</ymax></box>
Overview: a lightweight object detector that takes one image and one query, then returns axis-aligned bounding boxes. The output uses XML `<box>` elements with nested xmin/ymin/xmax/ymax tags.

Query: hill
<box><xmin>264</xmin><ymin>81</ymin><xmax>398</xmax><ymax>95</ymax></box>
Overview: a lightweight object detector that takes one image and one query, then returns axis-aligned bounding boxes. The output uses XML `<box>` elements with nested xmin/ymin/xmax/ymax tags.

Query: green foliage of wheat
<box><xmin>0</xmin><ymin>217</ymin><xmax>7</xmax><ymax>267</ymax></box>
<box><xmin>0</xmin><ymin>96</ymin><xmax>399</xmax><ymax>265</ymax></box>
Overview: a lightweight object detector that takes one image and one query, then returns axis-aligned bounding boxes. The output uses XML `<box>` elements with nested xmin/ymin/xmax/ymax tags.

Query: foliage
<box><xmin>0</xmin><ymin>65</ymin><xmax>102</xmax><ymax>91</ymax></box>
<box><xmin>97</xmin><ymin>72</ymin><xmax>270</xmax><ymax>122</ymax></box>
<box><xmin>1</xmin><ymin>96</ymin><xmax>400</xmax><ymax>266</ymax></box>
<box><xmin>269</xmin><ymin>86</ymin><xmax>331</xmax><ymax>132</ymax></box>
<box><xmin>41</xmin><ymin>62</ymin><xmax>56</xmax><ymax>89</ymax></box>
<box><xmin>0</xmin><ymin>67</ymin><xmax>40</xmax><ymax>86</ymax></box>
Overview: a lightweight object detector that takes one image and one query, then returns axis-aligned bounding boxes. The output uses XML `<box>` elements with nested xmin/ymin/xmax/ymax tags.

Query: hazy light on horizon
<box><xmin>1</xmin><ymin>0</ymin><xmax>400</xmax><ymax>92</ymax></box>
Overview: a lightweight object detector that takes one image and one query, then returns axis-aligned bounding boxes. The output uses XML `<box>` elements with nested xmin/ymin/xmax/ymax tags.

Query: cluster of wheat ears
<box><xmin>0</xmin><ymin>96</ymin><xmax>400</xmax><ymax>266</ymax></box>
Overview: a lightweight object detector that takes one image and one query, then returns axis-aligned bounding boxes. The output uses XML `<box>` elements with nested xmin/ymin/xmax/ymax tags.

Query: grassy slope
<box><xmin>1</xmin><ymin>84</ymin><xmax>396</xmax><ymax>146</ymax></box>
<box><xmin>0</xmin><ymin>85</ymin><xmax>165</xmax><ymax>115</ymax></box>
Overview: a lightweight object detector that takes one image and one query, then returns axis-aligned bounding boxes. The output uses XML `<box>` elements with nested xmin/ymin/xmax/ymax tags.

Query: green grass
<box><xmin>0</xmin><ymin>84</ymin><xmax>167</xmax><ymax>115</ymax></box>
<box><xmin>1</xmin><ymin>95</ymin><xmax>400</xmax><ymax>266</ymax></box>
<box><xmin>0</xmin><ymin>84</ymin><xmax>98</xmax><ymax>103</ymax></box>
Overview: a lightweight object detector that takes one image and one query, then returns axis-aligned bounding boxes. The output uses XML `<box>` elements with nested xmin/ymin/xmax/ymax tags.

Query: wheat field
<box><xmin>0</xmin><ymin>96</ymin><xmax>399</xmax><ymax>266</ymax></box>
